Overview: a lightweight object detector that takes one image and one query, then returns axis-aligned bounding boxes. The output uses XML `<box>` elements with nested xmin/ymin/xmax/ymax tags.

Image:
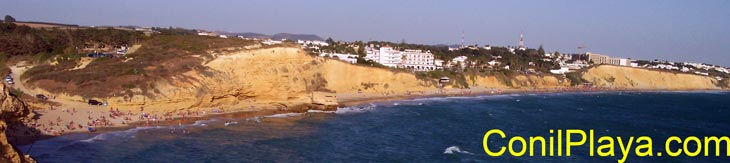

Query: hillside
<box><xmin>234</xmin><ymin>32</ymin><xmax>323</xmax><ymax>41</ymax></box>
<box><xmin>581</xmin><ymin>65</ymin><xmax>721</xmax><ymax>90</ymax></box>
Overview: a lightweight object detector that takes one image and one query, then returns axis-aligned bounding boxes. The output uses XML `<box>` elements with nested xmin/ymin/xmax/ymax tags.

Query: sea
<box><xmin>19</xmin><ymin>91</ymin><xmax>730</xmax><ymax>163</ymax></box>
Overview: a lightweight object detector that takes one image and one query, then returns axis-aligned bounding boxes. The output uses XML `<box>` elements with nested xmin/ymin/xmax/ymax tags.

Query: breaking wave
<box><xmin>443</xmin><ymin>146</ymin><xmax>473</xmax><ymax>155</ymax></box>
<box><xmin>335</xmin><ymin>103</ymin><xmax>378</xmax><ymax>114</ymax></box>
<box><xmin>79</xmin><ymin>126</ymin><xmax>164</xmax><ymax>143</ymax></box>
<box><xmin>264</xmin><ymin>113</ymin><xmax>303</xmax><ymax>118</ymax></box>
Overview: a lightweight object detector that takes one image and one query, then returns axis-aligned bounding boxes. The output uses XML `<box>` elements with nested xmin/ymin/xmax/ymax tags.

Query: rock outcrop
<box><xmin>0</xmin><ymin>85</ymin><xmax>36</xmax><ymax>163</ymax></box>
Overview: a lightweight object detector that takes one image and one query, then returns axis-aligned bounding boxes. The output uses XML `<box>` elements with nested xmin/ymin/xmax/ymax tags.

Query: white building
<box><xmin>434</xmin><ymin>59</ymin><xmax>445</xmax><ymax>69</ymax></box>
<box><xmin>262</xmin><ymin>39</ymin><xmax>283</xmax><ymax>45</ymax></box>
<box><xmin>321</xmin><ymin>53</ymin><xmax>358</xmax><ymax>64</ymax></box>
<box><xmin>587</xmin><ymin>52</ymin><xmax>631</xmax><ymax>66</ymax></box>
<box><xmin>376</xmin><ymin>47</ymin><xmax>402</xmax><ymax>67</ymax></box>
<box><xmin>449</xmin><ymin>56</ymin><xmax>469</xmax><ymax>69</ymax></box>
<box><xmin>402</xmin><ymin>49</ymin><xmax>436</xmax><ymax>71</ymax></box>
<box><xmin>365</xmin><ymin>47</ymin><xmax>437</xmax><ymax>71</ymax></box>
<box><xmin>550</xmin><ymin>67</ymin><xmax>570</xmax><ymax>74</ymax></box>
<box><xmin>297</xmin><ymin>40</ymin><xmax>329</xmax><ymax>47</ymax></box>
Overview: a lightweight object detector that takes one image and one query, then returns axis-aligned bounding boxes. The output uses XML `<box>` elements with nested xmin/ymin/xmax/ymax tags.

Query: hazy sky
<box><xmin>3</xmin><ymin>0</ymin><xmax>729</xmax><ymax>66</ymax></box>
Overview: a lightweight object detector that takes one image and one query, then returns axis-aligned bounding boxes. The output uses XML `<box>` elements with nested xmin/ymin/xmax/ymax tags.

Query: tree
<box><xmin>325</xmin><ymin>37</ymin><xmax>335</xmax><ymax>45</ymax></box>
<box><xmin>356</xmin><ymin>45</ymin><xmax>366</xmax><ymax>57</ymax></box>
<box><xmin>4</xmin><ymin>15</ymin><xmax>16</xmax><ymax>23</ymax></box>
<box><xmin>537</xmin><ymin>44</ymin><xmax>545</xmax><ymax>57</ymax></box>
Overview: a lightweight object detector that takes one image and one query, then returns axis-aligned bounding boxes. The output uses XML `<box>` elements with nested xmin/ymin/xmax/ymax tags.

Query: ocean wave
<box><xmin>79</xmin><ymin>126</ymin><xmax>164</xmax><ymax>143</ymax></box>
<box><xmin>246</xmin><ymin>116</ymin><xmax>262</xmax><ymax>123</ymax></box>
<box><xmin>192</xmin><ymin>119</ymin><xmax>218</xmax><ymax>127</ymax></box>
<box><xmin>335</xmin><ymin>103</ymin><xmax>377</xmax><ymax>114</ymax></box>
<box><xmin>264</xmin><ymin>113</ymin><xmax>303</xmax><ymax>118</ymax></box>
<box><xmin>443</xmin><ymin>146</ymin><xmax>473</xmax><ymax>155</ymax></box>
<box><xmin>308</xmin><ymin>110</ymin><xmax>335</xmax><ymax>113</ymax></box>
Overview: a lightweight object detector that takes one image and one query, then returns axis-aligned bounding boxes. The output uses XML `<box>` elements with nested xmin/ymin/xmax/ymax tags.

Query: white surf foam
<box><xmin>307</xmin><ymin>109</ymin><xmax>335</xmax><ymax>113</ymax></box>
<box><xmin>264</xmin><ymin>113</ymin><xmax>303</xmax><ymax>118</ymax></box>
<box><xmin>443</xmin><ymin>146</ymin><xmax>473</xmax><ymax>155</ymax></box>
<box><xmin>80</xmin><ymin>126</ymin><xmax>164</xmax><ymax>143</ymax></box>
<box><xmin>335</xmin><ymin>103</ymin><xmax>377</xmax><ymax>114</ymax></box>
<box><xmin>192</xmin><ymin>119</ymin><xmax>218</xmax><ymax>127</ymax></box>
<box><xmin>246</xmin><ymin>116</ymin><xmax>262</xmax><ymax>123</ymax></box>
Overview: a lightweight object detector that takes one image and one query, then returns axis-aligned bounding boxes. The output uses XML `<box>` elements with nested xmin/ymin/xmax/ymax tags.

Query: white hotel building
<box><xmin>402</xmin><ymin>49</ymin><xmax>436</xmax><ymax>71</ymax></box>
<box><xmin>366</xmin><ymin>46</ymin><xmax>436</xmax><ymax>71</ymax></box>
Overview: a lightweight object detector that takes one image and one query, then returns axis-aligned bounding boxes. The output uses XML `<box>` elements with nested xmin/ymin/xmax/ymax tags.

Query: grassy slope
<box><xmin>22</xmin><ymin>35</ymin><xmax>256</xmax><ymax>98</ymax></box>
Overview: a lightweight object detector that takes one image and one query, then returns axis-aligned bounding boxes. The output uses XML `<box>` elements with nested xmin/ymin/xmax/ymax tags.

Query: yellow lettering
<box><xmin>704</xmin><ymin>136</ymin><xmax>730</xmax><ymax>156</ymax></box>
<box><xmin>617</xmin><ymin>137</ymin><xmax>634</xmax><ymax>163</ymax></box>
<box><xmin>566</xmin><ymin>129</ymin><xmax>586</xmax><ymax>156</ymax></box>
<box><xmin>684</xmin><ymin>136</ymin><xmax>701</xmax><ymax>157</ymax></box>
<box><xmin>529</xmin><ymin>136</ymin><xmax>546</xmax><ymax>156</ymax></box>
<box><xmin>634</xmin><ymin>136</ymin><xmax>653</xmax><ymax>156</ymax></box>
<box><xmin>509</xmin><ymin>136</ymin><xmax>527</xmax><ymax>156</ymax></box>
<box><xmin>597</xmin><ymin>136</ymin><xmax>615</xmax><ymax>157</ymax></box>
<box><xmin>483</xmin><ymin>129</ymin><xmax>506</xmax><ymax>156</ymax></box>
<box><xmin>665</xmin><ymin>136</ymin><xmax>682</xmax><ymax>157</ymax></box>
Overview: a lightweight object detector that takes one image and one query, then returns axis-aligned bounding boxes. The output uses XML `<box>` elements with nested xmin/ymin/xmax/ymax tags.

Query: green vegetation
<box><xmin>565</xmin><ymin>72</ymin><xmax>589</xmax><ymax>86</ymax></box>
<box><xmin>365</xmin><ymin>41</ymin><xmax>559</xmax><ymax>73</ymax></box>
<box><xmin>719</xmin><ymin>78</ymin><xmax>730</xmax><ymax>88</ymax></box>
<box><xmin>20</xmin><ymin>32</ymin><xmax>256</xmax><ymax>97</ymax></box>
<box><xmin>0</xmin><ymin>22</ymin><xmax>145</xmax><ymax>58</ymax></box>
<box><xmin>607</xmin><ymin>76</ymin><xmax>616</xmax><ymax>83</ymax></box>
<box><xmin>4</xmin><ymin>15</ymin><xmax>16</xmax><ymax>23</ymax></box>
<box><xmin>415</xmin><ymin>70</ymin><xmax>469</xmax><ymax>88</ymax></box>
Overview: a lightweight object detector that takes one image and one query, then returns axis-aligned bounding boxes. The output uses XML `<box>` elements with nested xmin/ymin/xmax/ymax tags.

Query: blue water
<box><xmin>21</xmin><ymin>91</ymin><xmax>730</xmax><ymax>162</ymax></box>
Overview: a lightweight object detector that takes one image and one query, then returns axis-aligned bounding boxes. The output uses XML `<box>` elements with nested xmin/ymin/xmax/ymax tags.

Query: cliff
<box><xmin>469</xmin><ymin>75</ymin><xmax>570</xmax><ymax>89</ymax></box>
<box><xmin>0</xmin><ymin>85</ymin><xmax>36</xmax><ymax>163</ymax></box>
<box><xmin>581</xmin><ymin>65</ymin><xmax>721</xmax><ymax>90</ymax></box>
<box><xmin>91</xmin><ymin>47</ymin><xmax>571</xmax><ymax>112</ymax></box>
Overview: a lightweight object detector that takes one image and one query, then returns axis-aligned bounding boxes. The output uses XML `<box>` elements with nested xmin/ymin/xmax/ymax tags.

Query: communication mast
<box><xmin>577</xmin><ymin>45</ymin><xmax>587</xmax><ymax>61</ymax></box>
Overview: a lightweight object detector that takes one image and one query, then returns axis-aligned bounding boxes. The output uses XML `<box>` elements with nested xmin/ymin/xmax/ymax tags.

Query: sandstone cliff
<box><xmin>581</xmin><ymin>65</ymin><xmax>721</xmax><ymax>90</ymax></box>
<box><xmin>468</xmin><ymin>75</ymin><xmax>570</xmax><ymax>89</ymax></box>
<box><xmin>96</xmin><ymin>47</ymin><xmax>572</xmax><ymax>112</ymax></box>
<box><xmin>0</xmin><ymin>85</ymin><xmax>36</xmax><ymax>163</ymax></box>
<box><xmin>23</xmin><ymin>47</ymin><xmax>723</xmax><ymax>116</ymax></box>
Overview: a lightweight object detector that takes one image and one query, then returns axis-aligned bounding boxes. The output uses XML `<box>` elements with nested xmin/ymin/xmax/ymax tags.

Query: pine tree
<box><xmin>4</xmin><ymin>15</ymin><xmax>16</xmax><ymax>23</ymax></box>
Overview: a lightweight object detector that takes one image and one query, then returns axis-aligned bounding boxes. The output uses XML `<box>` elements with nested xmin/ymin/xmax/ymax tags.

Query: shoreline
<box><xmin>336</xmin><ymin>87</ymin><xmax>723</xmax><ymax>107</ymax></box>
<box><xmin>9</xmin><ymin>87</ymin><xmax>727</xmax><ymax>146</ymax></box>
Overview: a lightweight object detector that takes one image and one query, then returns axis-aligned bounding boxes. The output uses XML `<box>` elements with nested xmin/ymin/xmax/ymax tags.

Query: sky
<box><xmin>2</xmin><ymin>0</ymin><xmax>730</xmax><ymax>66</ymax></box>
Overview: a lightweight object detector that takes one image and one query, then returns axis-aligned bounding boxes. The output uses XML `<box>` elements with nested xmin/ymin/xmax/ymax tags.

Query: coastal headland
<box><xmin>7</xmin><ymin>45</ymin><xmax>726</xmax><ymax>136</ymax></box>
<box><xmin>0</xmin><ymin>26</ymin><xmax>727</xmax><ymax>163</ymax></box>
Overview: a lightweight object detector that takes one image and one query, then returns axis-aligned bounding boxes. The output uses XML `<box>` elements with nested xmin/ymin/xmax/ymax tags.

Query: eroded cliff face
<box><xmin>581</xmin><ymin>65</ymin><xmax>720</xmax><ymax>90</ymax></box>
<box><xmin>469</xmin><ymin>75</ymin><xmax>570</xmax><ymax>89</ymax></box>
<box><xmin>0</xmin><ymin>85</ymin><xmax>36</xmax><ymax>163</ymax></box>
<box><xmin>103</xmin><ymin>47</ymin><xmax>573</xmax><ymax>112</ymax></box>
<box><xmin>108</xmin><ymin>47</ymin><xmax>334</xmax><ymax>111</ymax></box>
<box><xmin>321</xmin><ymin>60</ymin><xmax>436</xmax><ymax>94</ymax></box>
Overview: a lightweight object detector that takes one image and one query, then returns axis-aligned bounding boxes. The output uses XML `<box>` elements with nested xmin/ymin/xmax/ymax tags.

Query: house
<box><xmin>550</xmin><ymin>67</ymin><xmax>570</xmax><ymax>74</ymax></box>
<box><xmin>262</xmin><ymin>39</ymin><xmax>283</xmax><ymax>45</ymax></box>
<box><xmin>434</xmin><ymin>59</ymin><xmax>445</xmax><ymax>69</ymax></box>
<box><xmin>449</xmin><ymin>56</ymin><xmax>468</xmax><ymax>69</ymax></box>
<box><xmin>321</xmin><ymin>53</ymin><xmax>358</xmax><ymax>64</ymax></box>
<box><xmin>487</xmin><ymin>60</ymin><xmax>501</xmax><ymax>66</ymax></box>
